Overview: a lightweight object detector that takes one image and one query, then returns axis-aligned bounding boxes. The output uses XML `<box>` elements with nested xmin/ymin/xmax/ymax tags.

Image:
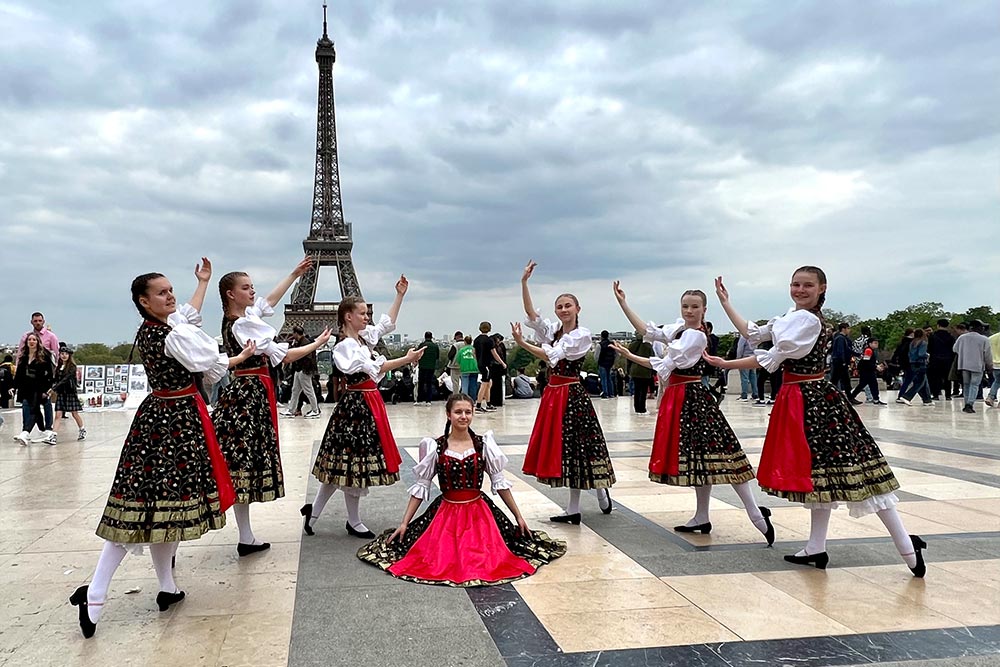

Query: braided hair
<box><xmin>218</xmin><ymin>271</ymin><xmax>249</xmax><ymax>324</ymax></box>
<box><xmin>442</xmin><ymin>393</ymin><xmax>476</xmax><ymax>442</ymax></box>
<box><xmin>552</xmin><ymin>293</ymin><xmax>580</xmax><ymax>342</ymax></box>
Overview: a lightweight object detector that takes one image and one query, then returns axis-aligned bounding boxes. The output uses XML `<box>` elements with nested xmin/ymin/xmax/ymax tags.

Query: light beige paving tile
<box><xmin>515</xmin><ymin>552</ymin><xmax>654</xmax><ymax>586</ymax></box>
<box><xmin>663</xmin><ymin>572</ymin><xmax>854</xmax><ymax>640</ymax></box>
<box><xmin>943</xmin><ymin>498</ymin><xmax>1000</xmax><ymax>516</ymax></box>
<box><xmin>897</xmin><ymin>501</ymin><xmax>999</xmax><ymax>534</ymax></box>
<box><xmin>149</xmin><ymin>614</ymin><xmax>230</xmax><ymax>665</ymax></box>
<box><xmin>755</xmin><ymin>568</ymin><xmax>962</xmax><ymax>633</ymax></box>
<box><xmin>931</xmin><ymin>558</ymin><xmax>1000</xmax><ymax>589</ymax></box>
<box><xmin>216</xmin><ymin>612</ymin><xmax>291</xmax><ymax>667</ymax></box>
<box><xmin>615</xmin><ymin>492</ymin><xmax>740</xmax><ymax>514</ymax></box>
<box><xmin>902</xmin><ymin>481</ymin><xmax>1000</xmax><ymax>501</ymax></box>
<box><xmin>537</xmin><ymin>606</ymin><xmax>739</xmax><ymax>652</ymax></box>
<box><xmin>515</xmin><ymin>577</ymin><xmax>689</xmax><ymax>615</ymax></box>
<box><xmin>171</xmin><ymin>573</ymin><xmax>297</xmax><ymax>617</ymax></box>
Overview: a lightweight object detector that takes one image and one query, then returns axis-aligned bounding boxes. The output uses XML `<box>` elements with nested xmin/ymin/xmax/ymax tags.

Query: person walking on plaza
<box><xmin>830</xmin><ymin>322</ymin><xmax>855</xmax><ymax>397</ymax></box>
<box><xmin>446</xmin><ymin>331</ymin><xmax>464</xmax><ymax>396</ymax></box>
<box><xmin>473</xmin><ymin>322</ymin><xmax>497</xmax><ymax>413</ymax></box>
<box><xmin>898</xmin><ymin>329</ymin><xmax>933</xmax><ymax>405</ymax></box>
<box><xmin>954</xmin><ymin>320</ymin><xmax>993</xmax><ymax>414</ymax></box>
<box><xmin>214</xmin><ymin>259</ymin><xmax>331</xmax><ymax>557</ymax></box>
<box><xmin>457</xmin><ymin>335</ymin><xmax>479</xmax><ymax>398</ymax></box>
<box><xmin>850</xmin><ymin>338</ymin><xmax>887</xmax><ymax>406</ymax></box>
<box><xmin>704</xmin><ymin>267</ymin><xmax>927</xmax><ymax>577</ymax></box>
<box><xmin>927</xmin><ymin>319</ymin><xmax>955</xmax><ymax>400</ymax></box>
<box><xmin>735</xmin><ymin>334</ymin><xmax>758</xmax><ymax>401</ymax></box>
<box><xmin>15</xmin><ymin>311</ymin><xmax>60</xmax><ymax>365</ymax></box>
<box><xmin>595</xmin><ymin>330</ymin><xmax>617</xmax><ymax>398</ymax></box>
<box><xmin>303</xmin><ymin>276</ymin><xmax>425</xmax><ymax>539</ymax></box>
<box><xmin>284</xmin><ymin>326</ymin><xmax>323</xmax><ymax>418</ymax></box>
<box><xmin>891</xmin><ymin>329</ymin><xmax>914</xmax><ymax>398</ymax></box>
<box><xmin>986</xmin><ymin>329</ymin><xmax>1000</xmax><ymax>407</ymax></box>
<box><xmin>51</xmin><ymin>348</ymin><xmax>86</xmax><ymax>443</ymax></box>
<box><xmin>512</xmin><ymin>260</ymin><xmax>615</xmax><ymax>523</ymax></box>
<box><xmin>489</xmin><ymin>332</ymin><xmax>508</xmax><ymax>408</ymax></box>
<box><xmin>416</xmin><ymin>331</ymin><xmax>440</xmax><ymax>404</ymax></box>
<box><xmin>612</xmin><ymin>282</ymin><xmax>773</xmax><ymax>545</ymax></box>
<box><xmin>0</xmin><ymin>354</ymin><xmax>15</xmax><ymax>409</ymax></box>
<box><xmin>11</xmin><ymin>333</ymin><xmax>55</xmax><ymax>446</ymax></box>
<box><xmin>357</xmin><ymin>394</ymin><xmax>566</xmax><ymax>586</ymax></box>
<box><xmin>71</xmin><ymin>260</ymin><xmax>255</xmax><ymax>639</ymax></box>
<box><xmin>627</xmin><ymin>331</ymin><xmax>654</xmax><ymax>414</ymax></box>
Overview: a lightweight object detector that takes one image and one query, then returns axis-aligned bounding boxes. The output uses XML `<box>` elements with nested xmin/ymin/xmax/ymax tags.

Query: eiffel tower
<box><xmin>282</xmin><ymin>4</ymin><xmax>367</xmax><ymax>337</ymax></box>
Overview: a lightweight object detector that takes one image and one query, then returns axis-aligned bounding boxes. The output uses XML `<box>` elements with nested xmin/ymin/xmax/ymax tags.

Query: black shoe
<box><xmin>760</xmin><ymin>507</ymin><xmax>775</xmax><ymax>547</ymax></box>
<box><xmin>300</xmin><ymin>503</ymin><xmax>315</xmax><ymax>536</ymax></box>
<box><xmin>599</xmin><ymin>488</ymin><xmax>613</xmax><ymax>515</ymax></box>
<box><xmin>549</xmin><ymin>513</ymin><xmax>582</xmax><ymax>525</ymax></box>
<box><xmin>963</xmin><ymin>405</ymin><xmax>975</xmax><ymax>414</ymax></box>
<box><xmin>155</xmin><ymin>590</ymin><xmax>186</xmax><ymax>611</ymax></box>
<box><xmin>345</xmin><ymin>522</ymin><xmax>375</xmax><ymax>539</ymax></box>
<box><xmin>171</xmin><ymin>555</ymin><xmax>176</xmax><ymax>569</ymax></box>
<box><xmin>237</xmin><ymin>542</ymin><xmax>271</xmax><ymax>557</ymax></box>
<box><xmin>908</xmin><ymin>535</ymin><xmax>927</xmax><ymax>578</ymax></box>
<box><xmin>849</xmin><ymin>398</ymin><xmax>864</xmax><ymax>405</ymax></box>
<box><xmin>674</xmin><ymin>522</ymin><xmax>712</xmax><ymax>534</ymax></box>
<box><xmin>69</xmin><ymin>585</ymin><xmax>97</xmax><ymax>639</ymax></box>
<box><xmin>784</xmin><ymin>551</ymin><xmax>829</xmax><ymax>569</ymax></box>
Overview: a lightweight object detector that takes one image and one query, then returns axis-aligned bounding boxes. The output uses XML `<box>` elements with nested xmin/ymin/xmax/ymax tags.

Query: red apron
<box><xmin>756</xmin><ymin>371</ymin><xmax>824</xmax><ymax>493</ymax></box>
<box><xmin>522</xmin><ymin>375</ymin><xmax>578</xmax><ymax>479</ymax></box>
<box><xmin>649</xmin><ymin>374</ymin><xmax>702</xmax><ymax>476</ymax></box>
<box><xmin>347</xmin><ymin>379</ymin><xmax>401</xmax><ymax>474</ymax></box>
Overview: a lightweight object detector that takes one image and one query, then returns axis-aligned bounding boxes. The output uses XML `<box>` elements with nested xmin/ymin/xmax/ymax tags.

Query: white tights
<box><xmin>233</xmin><ymin>503</ymin><xmax>263</xmax><ymax>545</ymax></box>
<box><xmin>87</xmin><ymin>540</ymin><xmax>180</xmax><ymax>623</ymax></box>
<box><xmin>796</xmin><ymin>506</ymin><xmax>917</xmax><ymax>567</ymax></box>
<box><xmin>309</xmin><ymin>483</ymin><xmax>368</xmax><ymax>532</ymax></box>
<box><xmin>685</xmin><ymin>483</ymin><xmax>766</xmax><ymax>534</ymax></box>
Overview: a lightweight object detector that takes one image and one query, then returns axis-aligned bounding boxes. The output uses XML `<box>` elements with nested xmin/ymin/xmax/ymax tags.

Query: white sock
<box><xmin>593</xmin><ymin>487</ymin><xmax>611</xmax><ymax>511</ymax></box>
<box><xmin>876</xmin><ymin>507</ymin><xmax>918</xmax><ymax>568</ymax></box>
<box><xmin>88</xmin><ymin>541</ymin><xmax>127</xmax><ymax>623</ymax></box>
<box><xmin>343</xmin><ymin>491</ymin><xmax>368</xmax><ymax>532</ymax></box>
<box><xmin>310</xmin><ymin>483</ymin><xmax>337</xmax><ymax>527</ymax></box>
<box><xmin>687</xmin><ymin>485</ymin><xmax>712</xmax><ymax>525</ymax></box>
<box><xmin>566</xmin><ymin>489</ymin><xmax>581</xmax><ymax>515</ymax></box>
<box><xmin>797</xmin><ymin>508</ymin><xmax>831</xmax><ymax>556</ymax></box>
<box><xmin>232</xmin><ymin>503</ymin><xmax>260</xmax><ymax>544</ymax></box>
<box><xmin>150</xmin><ymin>542</ymin><xmax>179</xmax><ymax>593</ymax></box>
<box><xmin>732</xmin><ymin>481</ymin><xmax>766</xmax><ymax>533</ymax></box>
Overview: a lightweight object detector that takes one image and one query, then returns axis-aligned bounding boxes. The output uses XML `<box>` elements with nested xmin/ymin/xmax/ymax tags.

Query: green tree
<box><xmin>822</xmin><ymin>309</ymin><xmax>861</xmax><ymax>326</ymax></box>
<box><xmin>74</xmin><ymin>343</ymin><xmax>119</xmax><ymax>365</ymax></box>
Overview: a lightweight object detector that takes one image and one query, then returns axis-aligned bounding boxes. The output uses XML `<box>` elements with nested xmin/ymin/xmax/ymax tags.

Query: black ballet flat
<box><xmin>69</xmin><ymin>584</ymin><xmax>97</xmax><ymax>639</ymax></box>
<box><xmin>155</xmin><ymin>590</ymin><xmax>186</xmax><ymax>611</ymax></box>
<box><xmin>784</xmin><ymin>551</ymin><xmax>829</xmax><ymax>570</ymax></box>
<box><xmin>549</xmin><ymin>513</ymin><xmax>582</xmax><ymax>525</ymax></box>
<box><xmin>674</xmin><ymin>522</ymin><xmax>712</xmax><ymax>534</ymax></box>
<box><xmin>600</xmin><ymin>488</ymin><xmax>613</xmax><ymax>515</ymax></box>
<box><xmin>171</xmin><ymin>555</ymin><xmax>176</xmax><ymax>569</ymax></box>
<box><xmin>237</xmin><ymin>542</ymin><xmax>271</xmax><ymax>557</ymax></box>
<box><xmin>908</xmin><ymin>535</ymin><xmax>927</xmax><ymax>578</ymax></box>
<box><xmin>300</xmin><ymin>503</ymin><xmax>315</xmax><ymax>536</ymax></box>
<box><xmin>345</xmin><ymin>522</ymin><xmax>375</xmax><ymax>539</ymax></box>
<box><xmin>761</xmin><ymin>507</ymin><xmax>775</xmax><ymax>547</ymax></box>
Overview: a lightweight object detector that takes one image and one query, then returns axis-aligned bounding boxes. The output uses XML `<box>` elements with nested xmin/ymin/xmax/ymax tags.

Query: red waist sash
<box><xmin>523</xmin><ymin>375</ymin><xmax>578</xmax><ymax>479</ymax></box>
<box><xmin>442</xmin><ymin>489</ymin><xmax>481</xmax><ymax>503</ymax></box>
<box><xmin>757</xmin><ymin>374</ymin><xmax>817</xmax><ymax>493</ymax></box>
<box><xmin>234</xmin><ymin>366</ymin><xmax>280</xmax><ymax>450</ymax></box>
<box><xmin>667</xmin><ymin>374</ymin><xmax>702</xmax><ymax>386</ymax></box>
<box><xmin>152</xmin><ymin>385</ymin><xmax>236</xmax><ymax>511</ymax></box>
<box><xmin>347</xmin><ymin>379</ymin><xmax>400</xmax><ymax>474</ymax></box>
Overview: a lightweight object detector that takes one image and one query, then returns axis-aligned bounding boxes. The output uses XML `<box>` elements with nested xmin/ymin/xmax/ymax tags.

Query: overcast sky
<box><xmin>2</xmin><ymin>1</ymin><xmax>997</xmax><ymax>346</ymax></box>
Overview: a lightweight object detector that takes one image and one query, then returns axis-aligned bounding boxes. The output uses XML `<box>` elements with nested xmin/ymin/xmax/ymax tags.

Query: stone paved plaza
<box><xmin>1</xmin><ymin>397</ymin><xmax>999</xmax><ymax>667</ymax></box>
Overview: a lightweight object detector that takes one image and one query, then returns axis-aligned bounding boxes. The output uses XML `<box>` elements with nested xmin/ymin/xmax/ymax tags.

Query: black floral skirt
<box><xmin>312</xmin><ymin>391</ymin><xmax>398</xmax><ymax>488</ymax></box>
<box><xmin>212</xmin><ymin>376</ymin><xmax>284</xmax><ymax>504</ymax></box>
<box><xmin>96</xmin><ymin>395</ymin><xmax>227</xmax><ymax>543</ymax></box>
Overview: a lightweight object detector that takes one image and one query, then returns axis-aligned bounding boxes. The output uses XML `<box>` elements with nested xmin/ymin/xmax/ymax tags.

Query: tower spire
<box><xmin>322</xmin><ymin>2</ymin><xmax>328</xmax><ymax>39</ymax></box>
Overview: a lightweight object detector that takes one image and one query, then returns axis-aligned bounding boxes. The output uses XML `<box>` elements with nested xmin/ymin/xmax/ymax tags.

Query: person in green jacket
<box><xmin>457</xmin><ymin>336</ymin><xmax>479</xmax><ymax>398</ymax></box>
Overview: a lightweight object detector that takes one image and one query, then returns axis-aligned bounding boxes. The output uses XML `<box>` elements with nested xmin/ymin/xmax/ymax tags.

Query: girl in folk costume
<box><xmin>71</xmin><ymin>260</ymin><xmax>257</xmax><ymax>639</ymax></box>
<box><xmin>610</xmin><ymin>283</ymin><xmax>774</xmax><ymax>544</ymax></box>
<box><xmin>303</xmin><ymin>276</ymin><xmax>424</xmax><ymax>538</ymax></box>
<box><xmin>214</xmin><ymin>258</ymin><xmax>331</xmax><ymax>557</ymax></box>
<box><xmin>357</xmin><ymin>394</ymin><xmax>566</xmax><ymax>586</ymax></box>
<box><xmin>51</xmin><ymin>348</ymin><xmax>87</xmax><ymax>443</ymax></box>
<box><xmin>704</xmin><ymin>267</ymin><xmax>927</xmax><ymax>576</ymax></box>
<box><xmin>511</xmin><ymin>260</ymin><xmax>615</xmax><ymax>523</ymax></box>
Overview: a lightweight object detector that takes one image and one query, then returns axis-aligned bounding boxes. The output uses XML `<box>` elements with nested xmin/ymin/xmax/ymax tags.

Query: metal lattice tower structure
<box><xmin>282</xmin><ymin>4</ymin><xmax>368</xmax><ymax>338</ymax></box>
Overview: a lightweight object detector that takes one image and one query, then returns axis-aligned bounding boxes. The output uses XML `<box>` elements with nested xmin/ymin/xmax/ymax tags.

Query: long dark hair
<box><xmin>442</xmin><ymin>393</ymin><xmax>476</xmax><ymax>440</ymax></box>
<box><xmin>20</xmin><ymin>332</ymin><xmax>49</xmax><ymax>365</ymax></box>
<box><xmin>59</xmin><ymin>349</ymin><xmax>77</xmax><ymax>376</ymax></box>
<box><xmin>911</xmin><ymin>329</ymin><xmax>926</xmax><ymax>346</ymax></box>
<box><xmin>219</xmin><ymin>271</ymin><xmax>249</xmax><ymax>322</ymax></box>
<box><xmin>131</xmin><ymin>273</ymin><xmax>165</xmax><ymax>322</ymax></box>
<box><xmin>792</xmin><ymin>266</ymin><xmax>827</xmax><ymax>316</ymax></box>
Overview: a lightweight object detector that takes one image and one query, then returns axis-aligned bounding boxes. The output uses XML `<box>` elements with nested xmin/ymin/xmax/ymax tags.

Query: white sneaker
<box><xmin>896</xmin><ymin>397</ymin><xmax>911</xmax><ymax>406</ymax></box>
<box><xmin>304</xmin><ymin>410</ymin><xmax>322</xmax><ymax>419</ymax></box>
<box><xmin>13</xmin><ymin>431</ymin><xmax>29</xmax><ymax>446</ymax></box>
<box><xmin>31</xmin><ymin>430</ymin><xmax>55</xmax><ymax>443</ymax></box>
<box><xmin>44</xmin><ymin>432</ymin><xmax>57</xmax><ymax>445</ymax></box>
<box><xmin>78</xmin><ymin>429</ymin><xmax>87</xmax><ymax>441</ymax></box>
<box><xmin>279</xmin><ymin>408</ymin><xmax>295</xmax><ymax>417</ymax></box>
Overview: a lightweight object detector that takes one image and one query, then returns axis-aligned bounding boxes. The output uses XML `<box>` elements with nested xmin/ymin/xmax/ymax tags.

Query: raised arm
<box><xmin>612</xmin><ymin>281</ymin><xmax>647</xmax><ymax>333</ymax></box>
<box><xmin>189</xmin><ymin>257</ymin><xmax>213</xmax><ymax>312</ymax></box>
<box><xmin>511</xmin><ymin>322</ymin><xmax>549</xmax><ymax>362</ymax></box>
<box><xmin>283</xmin><ymin>329</ymin><xmax>333</xmax><ymax>363</ymax></box>
<box><xmin>382</xmin><ymin>346</ymin><xmax>424</xmax><ymax>373</ymax></box>
<box><xmin>387</xmin><ymin>275</ymin><xmax>408</xmax><ymax>323</ymax></box>
<box><xmin>715</xmin><ymin>276</ymin><xmax>752</xmax><ymax>339</ymax></box>
<box><xmin>521</xmin><ymin>260</ymin><xmax>538</xmax><ymax>320</ymax></box>
<box><xmin>610</xmin><ymin>341</ymin><xmax>653</xmax><ymax>369</ymax></box>
<box><xmin>266</xmin><ymin>256</ymin><xmax>313</xmax><ymax>308</ymax></box>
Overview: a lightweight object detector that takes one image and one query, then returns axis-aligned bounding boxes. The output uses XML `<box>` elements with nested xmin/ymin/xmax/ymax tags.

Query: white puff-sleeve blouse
<box><xmin>406</xmin><ymin>430</ymin><xmax>514</xmax><ymax>500</ymax></box>
<box><xmin>642</xmin><ymin>319</ymin><xmax>707</xmax><ymax>379</ymax></box>
<box><xmin>747</xmin><ymin>308</ymin><xmax>823</xmax><ymax>373</ymax></box>
<box><xmin>331</xmin><ymin>314</ymin><xmax>396</xmax><ymax>381</ymax></box>
<box><xmin>523</xmin><ymin>311</ymin><xmax>593</xmax><ymax>365</ymax></box>
<box><xmin>231</xmin><ymin>297</ymin><xmax>289</xmax><ymax>367</ymax></box>
<box><xmin>164</xmin><ymin>304</ymin><xmax>229</xmax><ymax>384</ymax></box>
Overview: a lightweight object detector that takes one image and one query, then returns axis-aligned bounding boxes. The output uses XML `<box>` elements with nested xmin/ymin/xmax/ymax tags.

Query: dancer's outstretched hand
<box><xmin>521</xmin><ymin>260</ymin><xmax>537</xmax><ymax>283</ymax></box>
<box><xmin>405</xmin><ymin>346</ymin><xmax>425</xmax><ymax>362</ymax></box>
<box><xmin>510</xmin><ymin>322</ymin><xmax>524</xmax><ymax>343</ymax></box>
<box><xmin>315</xmin><ymin>328</ymin><xmax>332</xmax><ymax>346</ymax></box>
<box><xmin>195</xmin><ymin>257</ymin><xmax>212</xmax><ymax>282</ymax></box>
<box><xmin>237</xmin><ymin>340</ymin><xmax>257</xmax><ymax>362</ymax></box>
<box><xmin>610</xmin><ymin>341</ymin><xmax>631</xmax><ymax>356</ymax></box>
<box><xmin>395</xmin><ymin>275</ymin><xmax>409</xmax><ymax>295</ymax></box>
<box><xmin>702</xmin><ymin>350</ymin><xmax>729</xmax><ymax>369</ymax></box>
<box><xmin>292</xmin><ymin>256</ymin><xmax>314</xmax><ymax>277</ymax></box>
<box><xmin>715</xmin><ymin>276</ymin><xmax>730</xmax><ymax>305</ymax></box>
<box><xmin>612</xmin><ymin>280</ymin><xmax>627</xmax><ymax>303</ymax></box>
